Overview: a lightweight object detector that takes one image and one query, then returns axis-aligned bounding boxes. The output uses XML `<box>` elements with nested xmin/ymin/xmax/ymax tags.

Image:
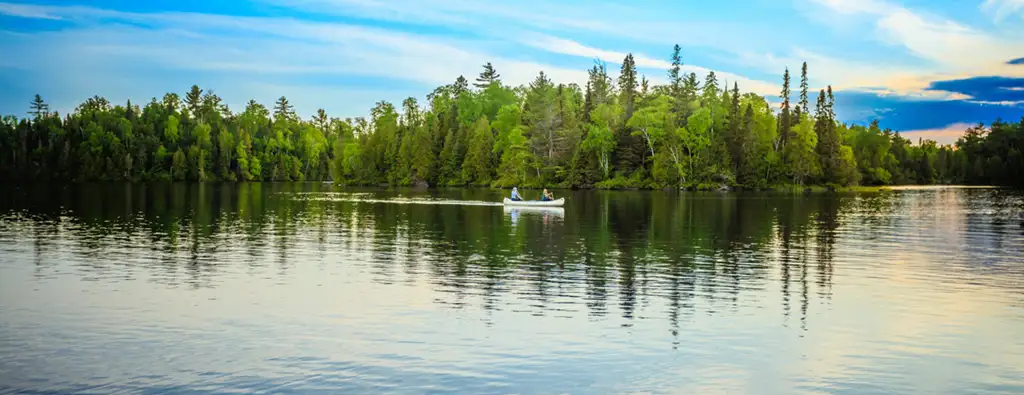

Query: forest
<box><xmin>1</xmin><ymin>45</ymin><xmax>1022</xmax><ymax>189</ymax></box>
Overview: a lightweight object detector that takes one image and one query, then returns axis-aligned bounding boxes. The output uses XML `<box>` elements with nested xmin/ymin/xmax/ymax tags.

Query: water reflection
<box><xmin>1</xmin><ymin>184</ymin><xmax>1023</xmax><ymax>393</ymax></box>
<box><xmin>503</xmin><ymin>206</ymin><xmax>565</xmax><ymax>227</ymax></box>
<box><xmin>2</xmin><ymin>184</ymin><xmax>1022</xmax><ymax>321</ymax></box>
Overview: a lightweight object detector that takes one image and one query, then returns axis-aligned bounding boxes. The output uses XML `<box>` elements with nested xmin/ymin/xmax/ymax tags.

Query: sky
<box><xmin>0</xmin><ymin>0</ymin><xmax>1022</xmax><ymax>144</ymax></box>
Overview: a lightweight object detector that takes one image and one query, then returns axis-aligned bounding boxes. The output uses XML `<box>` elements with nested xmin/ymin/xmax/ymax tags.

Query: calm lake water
<box><xmin>1</xmin><ymin>183</ymin><xmax>1023</xmax><ymax>394</ymax></box>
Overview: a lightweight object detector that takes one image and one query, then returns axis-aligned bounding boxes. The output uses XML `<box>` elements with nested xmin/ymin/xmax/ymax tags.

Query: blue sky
<box><xmin>1</xmin><ymin>0</ymin><xmax>1022</xmax><ymax>144</ymax></box>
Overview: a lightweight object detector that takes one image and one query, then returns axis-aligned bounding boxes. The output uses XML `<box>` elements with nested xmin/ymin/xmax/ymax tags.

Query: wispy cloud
<box><xmin>902</xmin><ymin>122</ymin><xmax>975</xmax><ymax>145</ymax></box>
<box><xmin>0</xmin><ymin>1</ymin><xmax>785</xmax><ymax>103</ymax></box>
<box><xmin>0</xmin><ymin>2</ymin><xmax>61</xmax><ymax>19</ymax></box>
<box><xmin>810</xmin><ymin>0</ymin><xmax>1024</xmax><ymax>72</ymax></box>
<box><xmin>260</xmin><ymin>0</ymin><xmax>705</xmax><ymax>44</ymax></box>
<box><xmin>0</xmin><ymin>0</ymin><xmax>1021</xmax><ymax>132</ymax></box>
<box><xmin>802</xmin><ymin>0</ymin><xmax>1024</xmax><ymax>102</ymax></box>
<box><xmin>520</xmin><ymin>34</ymin><xmax>780</xmax><ymax>95</ymax></box>
<box><xmin>259</xmin><ymin>0</ymin><xmax>777</xmax><ymax>84</ymax></box>
<box><xmin>981</xmin><ymin>0</ymin><xmax>1024</xmax><ymax>22</ymax></box>
<box><xmin>0</xmin><ymin>2</ymin><xmax>593</xmax><ymax>116</ymax></box>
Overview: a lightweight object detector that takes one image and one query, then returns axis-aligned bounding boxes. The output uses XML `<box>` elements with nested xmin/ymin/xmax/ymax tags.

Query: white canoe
<box><xmin>502</xmin><ymin>206</ymin><xmax>565</xmax><ymax>216</ymax></box>
<box><xmin>502</xmin><ymin>197</ymin><xmax>565</xmax><ymax>207</ymax></box>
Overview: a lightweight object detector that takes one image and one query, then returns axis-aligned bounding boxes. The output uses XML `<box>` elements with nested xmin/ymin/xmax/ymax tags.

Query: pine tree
<box><xmin>730</xmin><ymin>83</ymin><xmax>741</xmax><ymax>126</ymax></box>
<box><xmin>669</xmin><ymin>45</ymin><xmax>683</xmax><ymax>92</ymax></box>
<box><xmin>826</xmin><ymin>85</ymin><xmax>836</xmax><ymax>121</ymax></box>
<box><xmin>668</xmin><ymin>45</ymin><xmax>685</xmax><ymax>119</ymax></box>
<box><xmin>162</xmin><ymin>93</ymin><xmax>180</xmax><ymax>112</ymax></box>
<box><xmin>453</xmin><ymin>75</ymin><xmax>469</xmax><ymax>97</ymax></box>
<box><xmin>617</xmin><ymin>53</ymin><xmax>644</xmax><ymax>174</ymax></box>
<box><xmin>814</xmin><ymin>88</ymin><xmax>842</xmax><ymax>185</ymax></box>
<box><xmin>779</xmin><ymin>68</ymin><xmax>792</xmax><ymax>152</ymax></box>
<box><xmin>619</xmin><ymin>53</ymin><xmax>638</xmax><ymax>119</ymax></box>
<box><xmin>29</xmin><ymin>94</ymin><xmax>49</xmax><ymax>119</ymax></box>
<box><xmin>798</xmin><ymin>62</ymin><xmax>809</xmax><ymax>117</ymax></box>
<box><xmin>683</xmin><ymin>73</ymin><xmax>700</xmax><ymax>103</ymax></box>
<box><xmin>702</xmin><ymin>72</ymin><xmax>719</xmax><ymax>106</ymax></box>
<box><xmin>586</xmin><ymin>62</ymin><xmax>613</xmax><ymax>109</ymax></box>
<box><xmin>474</xmin><ymin>62</ymin><xmax>500</xmax><ymax>88</ymax></box>
<box><xmin>313</xmin><ymin>108</ymin><xmax>329</xmax><ymax>133</ymax></box>
<box><xmin>726</xmin><ymin>82</ymin><xmax>743</xmax><ymax>174</ymax></box>
<box><xmin>739</xmin><ymin>103</ymin><xmax>756</xmax><ymax>185</ymax></box>
<box><xmin>274</xmin><ymin>96</ymin><xmax>295</xmax><ymax>121</ymax></box>
<box><xmin>185</xmin><ymin>85</ymin><xmax>203</xmax><ymax>117</ymax></box>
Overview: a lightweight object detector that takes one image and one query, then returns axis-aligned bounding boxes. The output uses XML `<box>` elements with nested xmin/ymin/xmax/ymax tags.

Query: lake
<box><xmin>1</xmin><ymin>183</ymin><xmax>1022</xmax><ymax>394</ymax></box>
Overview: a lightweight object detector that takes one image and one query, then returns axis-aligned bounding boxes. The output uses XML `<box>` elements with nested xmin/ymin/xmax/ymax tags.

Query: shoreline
<box><xmin>4</xmin><ymin>181</ymin><xmax>1006</xmax><ymax>193</ymax></box>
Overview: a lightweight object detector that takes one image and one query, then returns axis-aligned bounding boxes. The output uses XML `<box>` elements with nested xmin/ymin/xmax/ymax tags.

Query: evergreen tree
<box><xmin>1</xmin><ymin>48</ymin><xmax>1018</xmax><ymax>189</ymax></box>
<box><xmin>668</xmin><ymin>45</ymin><xmax>683</xmax><ymax>94</ymax></box>
<box><xmin>274</xmin><ymin>96</ymin><xmax>295</xmax><ymax>121</ymax></box>
<box><xmin>474</xmin><ymin>62</ymin><xmax>500</xmax><ymax>88</ymax></box>
<box><xmin>454</xmin><ymin>75</ymin><xmax>469</xmax><ymax>97</ymax></box>
<box><xmin>185</xmin><ymin>85</ymin><xmax>203</xmax><ymax>117</ymax></box>
<box><xmin>683</xmin><ymin>73</ymin><xmax>700</xmax><ymax>105</ymax></box>
<box><xmin>618</xmin><ymin>53</ymin><xmax>639</xmax><ymax>119</ymax></box>
<box><xmin>798</xmin><ymin>62</ymin><xmax>809</xmax><ymax>118</ymax></box>
<box><xmin>668</xmin><ymin>45</ymin><xmax>686</xmax><ymax>121</ymax></box>
<box><xmin>586</xmin><ymin>62</ymin><xmax>614</xmax><ymax>110</ymax></box>
<box><xmin>779</xmin><ymin>68</ymin><xmax>792</xmax><ymax>152</ymax></box>
<box><xmin>313</xmin><ymin>108</ymin><xmax>329</xmax><ymax>134</ymax></box>
<box><xmin>814</xmin><ymin>88</ymin><xmax>844</xmax><ymax>185</ymax></box>
<box><xmin>29</xmin><ymin>94</ymin><xmax>49</xmax><ymax>119</ymax></box>
<box><xmin>162</xmin><ymin>93</ymin><xmax>180</xmax><ymax>112</ymax></box>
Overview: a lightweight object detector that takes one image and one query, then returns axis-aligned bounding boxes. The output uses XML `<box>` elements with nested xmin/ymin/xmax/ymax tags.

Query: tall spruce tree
<box><xmin>669</xmin><ymin>45</ymin><xmax>683</xmax><ymax>92</ymax></box>
<box><xmin>779</xmin><ymin>68</ymin><xmax>792</xmax><ymax>152</ymax></box>
<box><xmin>474</xmin><ymin>62</ymin><xmax>500</xmax><ymax>88</ymax></box>
<box><xmin>619</xmin><ymin>53</ymin><xmax>639</xmax><ymax>119</ymax></box>
<box><xmin>29</xmin><ymin>94</ymin><xmax>49</xmax><ymax>119</ymax></box>
<box><xmin>617</xmin><ymin>53</ymin><xmax>644</xmax><ymax>174</ymax></box>
<box><xmin>185</xmin><ymin>85</ymin><xmax>203</xmax><ymax>117</ymax></box>
<box><xmin>453</xmin><ymin>75</ymin><xmax>469</xmax><ymax>97</ymax></box>
<box><xmin>798</xmin><ymin>62</ymin><xmax>809</xmax><ymax>118</ymax></box>
<box><xmin>668</xmin><ymin>45</ymin><xmax>684</xmax><ymax>116</ymax></box>
<box><xmin>814</xmin><ymin>88</ymin><xmax>841</xmax><ymax>185</ymax></box>
<box><xmin>274</xmin><ymin>96</ymin><xmax>295</xmax><ymax>121</ymax></box>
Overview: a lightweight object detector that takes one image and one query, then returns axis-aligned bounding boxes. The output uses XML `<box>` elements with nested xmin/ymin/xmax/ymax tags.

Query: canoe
<box><xmin>502</xmin><ymin>206</ymin><xmax>565</xmax><ymax>216</ymax></box>
<box><xmin>502</xmin><ymin>197</ymin><xmax>565</xmax><ymax>207</ymax></box>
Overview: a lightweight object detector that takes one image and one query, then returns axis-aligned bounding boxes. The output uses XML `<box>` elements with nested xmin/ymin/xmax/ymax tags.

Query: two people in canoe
<box><xmin>510</xmin><ymin>187</ymin><xmax>555</xmax><ymax>202</ymax></box>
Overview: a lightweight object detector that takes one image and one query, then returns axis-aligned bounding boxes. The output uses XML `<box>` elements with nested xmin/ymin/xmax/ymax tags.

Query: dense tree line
<box><xmin>2</xmin><ymin>49</ymin><xmax>1022</xmax><ymax>188</ymax></box>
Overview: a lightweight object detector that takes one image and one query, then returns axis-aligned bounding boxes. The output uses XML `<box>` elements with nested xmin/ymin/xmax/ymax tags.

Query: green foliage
<box><xmin>462</xmin><ymin>117</ymin><xmax>494</xmax><ymax>185</ymax></box>
<box><xmin>584</xmin><ymin>103</ymin><xmax>619</xmax><ymax>179</ymax></box>
<box><xmin>1</xmin><ymin>59</ymin><xmax>1019</xmax><ymax>189</ymax></box>
<box><xmin>785</xmin><ymin>114</ymin><xmax>819</xmax><ymax>185</ymax></box>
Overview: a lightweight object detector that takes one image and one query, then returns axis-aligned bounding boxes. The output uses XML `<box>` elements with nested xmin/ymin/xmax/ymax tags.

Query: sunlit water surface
<box><xmin>1</xmin><ymin>184</ymin><xmax>1023</xmax><ymax>394</ymax></box>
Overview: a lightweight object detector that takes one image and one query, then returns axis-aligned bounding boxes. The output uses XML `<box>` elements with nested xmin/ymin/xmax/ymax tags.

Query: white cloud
<box><xmin>0</xmin><ymin>2</ymin><xmax>594</xmax><ymax>118</ymax></box>
<box><xmin>521</xmin><ymin>34</ymin><xmax>780</xmax><ymax>95</ymax></box>
<box><xmin>0</xmin><ymin>2</ymin><xmax>61</xmax><ymax>19</ymax></box>
<box><xmin>966</xmin><ymin>100</ymin><xmax>1024</xmax><ymax>106</ymax></box>
<box><xmin>0</xmin><ymin>0</ymin><xmax>785</xmax><ymax>105</ymax></box>
<box><xmin>981</xmin><ymin>0</ymin><xmax>1024</xmax><ymax>22</ymax></box>
<box><xmin>258</xmin><ymin>0</ymin><xmax>769</xmax><ymax>77</ymax></box>
<box><xmin>262</xmin><ymin>0</ymin><xmax>626</xmax><ymax>38</ymax></box>
<box><xmin>902</xmin><ymin>122</ymin><xmax>975</xmax><ymax>145</ymax></box>
<box><xmin>876</xmin><ymin>9</ymin><xmax>1021</xmax><ymax>71</ymax></box>
<box><xmin>810</xmin><ymin>0</ymin><xmax>891</xmax><ymax>14</ymax></box>
<box><xmin>799</xmin><ymin>0</ymin><xmax>1024</xmax><ymax>102</ymax></box>
<box><xmin>809</xmin><ymin>0</ymin><xmax>1024</xmax><ymax>74</ymax></box>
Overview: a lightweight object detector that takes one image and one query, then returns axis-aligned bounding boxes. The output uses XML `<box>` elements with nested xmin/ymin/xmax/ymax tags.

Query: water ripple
<box><xmin>1</xmin><ymin>184</ymin><xmax>1023</xmax><ymax>394</ymax></box>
